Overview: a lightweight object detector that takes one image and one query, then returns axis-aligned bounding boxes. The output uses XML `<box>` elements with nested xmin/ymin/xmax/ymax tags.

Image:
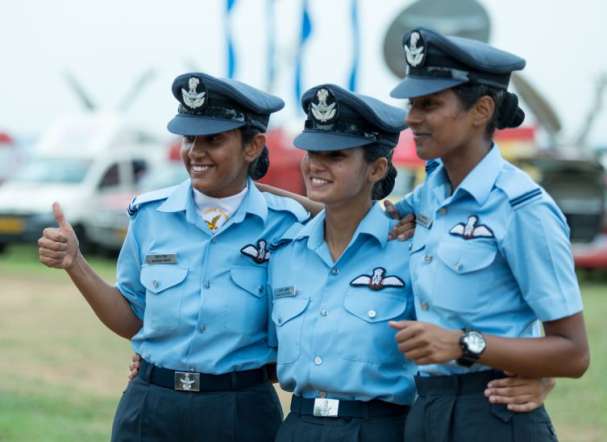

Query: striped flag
<box><xmin>294</xmin><ymin>0</ymin><xmax>313</xmax><ymax>105</ymax></box>
<box><xmin>225</xmin><ymin>0</ymin><xmax>238</xmax><ymax>78</ymax></box>
<box><xmin>348</xmin><ymin>0</ymin><xmax>360</xmax><ymax>91</ymax></box>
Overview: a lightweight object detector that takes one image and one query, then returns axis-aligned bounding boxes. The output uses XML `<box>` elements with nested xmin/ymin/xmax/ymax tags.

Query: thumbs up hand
<box><xmin>38</xmin><ymin>202</ymin><xmax>80</xmax><ymax>269</ymax></box>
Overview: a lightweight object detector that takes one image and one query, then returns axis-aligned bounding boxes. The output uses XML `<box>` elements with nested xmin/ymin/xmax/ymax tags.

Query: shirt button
<box><xmin>204</xmin><ymin>281</ymin><xmax>210</xmax><ymax>289</ymax></box>
<box><xmin>367</xmin><ymin>310</ymin><xmax>377</xmax><ymax>319</ymax></box>
<box><xmin>199</xmin><ymin>324</ymin><xmax>206</xmax><ymax>332</ymax></box>
<box><xmin>408</xmin><ymin>242</ymin><xmax>413</xmax><ymax>251</ymax></box>
<box><xmin>314</xmin><ymin>356</ymin><xmax>323</xmax><ymax>365</ymax></box>
<box><xmin>456</xmin><ymin>263</ymin><xmax>463</xmax><ymax>271</ymax></box>
<box><xmin>320</xmin><ymin>308</ymin><xmax>328</xmax><ymax>317</ymax></box>
<box><xmin>152</xmin><ymin>280</ymin><xmax>160</xmax><ymax>289</ymax></box>
<box><xmin>420</xmin><ymin>302</ymin><xmax>429</xmax><ymax>311</ymax></box>
<box><xmin>258</xmin><ymin>286</ymin><xmax>264</xmax><ymax>294</ymax></box>
<box><xmin>330</xmin><ymin>268</ymin><xmax>339</xmax><ymax>275</ymax></box>
<box><xmin>277</xmin><ymin>317</ymin><xmax>283</xmax><ymax>324</ymax></box>
<box><xmin>424</xmin><ymin>255</ymin><xmax>433</xmax><ymax>263</ymax></box>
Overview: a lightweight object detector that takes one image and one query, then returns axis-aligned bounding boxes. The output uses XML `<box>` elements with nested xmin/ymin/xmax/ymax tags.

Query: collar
<box><xmin>296</xmin><ymin>202</ymin><xmax>391</xmax><ymax>250</ymax></box>
<box><xmin>456</xmin><ymin>144</ymin><xmax>504</xmax><ymax>205</ymax></box>
<box><xmin>429</xmin><ymin>144</ymin><xmax>504</xmax><ymax>206</ymax></box>
<box><xmin>157</xmin><ymin>178</ymin><xmax>268</xmax><ymax>223</ymax></box>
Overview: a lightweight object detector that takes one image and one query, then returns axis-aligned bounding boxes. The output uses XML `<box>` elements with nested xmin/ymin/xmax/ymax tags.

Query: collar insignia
<box><xmin>350</xmin><ymin>267</ymin><xmax>405</xmax><ymax>291</ymax></box>
<box><xmin>181</xmin><ymin>77</ymin><xmax>207</xmax><ymax>109</ymax></box>
<box><xmin>310</xmin><ymin>88</ymin><xmax>337</xmax><ymax>123</ymax></box>
<box><xmin>404</xmin><ymin>31</ymin><xmax>425</xmax><ymax>67</ymax></box>
<box><xmin>240</xmin><ymin>239</ymin><xmax>270</xmax><ymax>264</ymax></box>
<box><xmin>449</xmin><ymin>215</ymin><xmax>494</xmax><ymax>240</ymax></box>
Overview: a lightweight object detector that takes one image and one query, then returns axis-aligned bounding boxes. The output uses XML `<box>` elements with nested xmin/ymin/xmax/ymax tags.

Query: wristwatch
<box><xmin>457</xmin><ymin>329</ymin><xmax>486</xmax><ymax>367</ymax></box>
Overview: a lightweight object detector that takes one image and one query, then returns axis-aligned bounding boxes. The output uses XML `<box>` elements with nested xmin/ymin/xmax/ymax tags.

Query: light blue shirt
<box><xmin>268</xmin><ymin>203</ymin><xmax>417</xmax><ymax>405</ymax></box>
<box><xmin>116</xmin><ymin>178</ymin><xmax>308</xmax><ymax>374</ymax></box>
<box><xmin>395</xmin><ymin>146</ymin><xmax>583</xmax><ymax>375</ymax></box>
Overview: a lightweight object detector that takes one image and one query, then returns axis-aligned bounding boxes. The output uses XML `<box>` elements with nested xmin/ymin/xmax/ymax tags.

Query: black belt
<box><xmin>414</xmin><ymin>369</ymin><xmax>505</xmax><ymax>396</ymax></box>
<box><xmin>138</xmin><ymin>359</ymin><xmax>269</xmax><ymax>392</ymax></box>
<box><xmin>290</xmin><ymin>396</ymin><xmax>409</xmax><ymax>418</ymax></box>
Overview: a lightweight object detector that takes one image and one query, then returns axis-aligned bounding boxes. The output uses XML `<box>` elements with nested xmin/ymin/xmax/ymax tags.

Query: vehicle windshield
<box><xmin>13</xmin><ymin>157</ymin><xmax>92</xmax><ymax>184</ymax></box>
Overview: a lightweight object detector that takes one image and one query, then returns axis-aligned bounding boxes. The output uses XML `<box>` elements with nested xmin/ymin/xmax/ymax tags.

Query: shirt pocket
<box><xmin>340</xmin><ymin>289</ymin><xmax>408</xmax><ymax>364</ymax></box>
<box><xmin>230</xmin><ymin>265</ymin><xmax>266</xmax><ymax>298</ymax></box>
<box><xmin>224</xmin><ymin>265</ymin><xmax>268</xmax><ymax>334</ymax></box>
<box><xmin>271</xmin><ymin>297</ymin><xmax>310</xmax><ymax>364</ymax></box>
<box><xmin>432</xmin><ymin>240</ymin><xmax>498</xmax><ymax>313</ymax></box>
<box><xmin>140</xmin><ymin>263</ymin><xmax>188</xmax><ymax>334</ymax></box>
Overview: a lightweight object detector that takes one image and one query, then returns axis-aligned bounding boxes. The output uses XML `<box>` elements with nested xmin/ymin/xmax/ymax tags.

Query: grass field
<box><xmin>0</xmin><ymin>245</ymin><xmax>605</xmax><ymax>441</ymax></box>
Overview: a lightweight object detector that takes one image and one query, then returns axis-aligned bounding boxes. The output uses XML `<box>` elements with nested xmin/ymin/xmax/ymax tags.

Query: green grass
<box><xmin>0</xmin><ymin>245</ymin><xmax>605</xmax><ymax>441</ymax></box>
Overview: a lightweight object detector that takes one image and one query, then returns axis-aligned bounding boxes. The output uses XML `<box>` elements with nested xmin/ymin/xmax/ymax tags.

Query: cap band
<box><xmin>408</xmin><ymin>65</ymin><xmax>510</xmax><ymax>90</ymax></box>
<box><xmin>304</xmin><ymin>117</ymin><xmax>395</xmax><ymax>147</ymax></box>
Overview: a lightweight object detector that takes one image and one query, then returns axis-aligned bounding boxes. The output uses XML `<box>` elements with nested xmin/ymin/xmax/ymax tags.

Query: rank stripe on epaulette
<box><xmin>510</xmin><ymin>188</ymin><xmax>542</xmax><ymax>208</ymax></box>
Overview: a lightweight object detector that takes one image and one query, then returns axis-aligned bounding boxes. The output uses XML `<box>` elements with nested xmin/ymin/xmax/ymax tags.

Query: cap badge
<box><xmin>405</xmin><ymin>31</ymin><xmax>425</xmax><ymax>67</ymax></box>
<box><xmin>182</xmin><ymin>77</ymin><xmax>206</xmax><ymax>109</ymax></box>
<box><xmin>310</xmin><ymin>88</ymin><xmax>337</xmax><ymax>123</ymax></box>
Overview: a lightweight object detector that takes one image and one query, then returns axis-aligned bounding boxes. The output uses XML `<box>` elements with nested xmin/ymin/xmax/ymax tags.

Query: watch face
<box><xmin>465</xmin><ymin>331</ymin><xmax>486</xmax><ymax>354</ymax></box>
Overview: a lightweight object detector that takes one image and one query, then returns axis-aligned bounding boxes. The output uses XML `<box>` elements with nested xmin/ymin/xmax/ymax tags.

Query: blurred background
<box><xmin>0</xmin><ymin>0</ymin><xmax>606</xmax><ymax>441</ymax></box>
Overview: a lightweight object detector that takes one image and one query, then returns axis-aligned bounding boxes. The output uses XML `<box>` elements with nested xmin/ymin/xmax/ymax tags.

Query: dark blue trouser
<box><xmin>404</xmin><ymin>370</ymin><xmax>558</xmax><ymax>442</ymax></box>
<box><xmin>276</xmin><ymin>411</ymin><xmax>407</xmax><ymax>442</ymax></box>
<box><xmin>111</xmin><ymin>377</ymin><xmax>283</xmax><ymax>442</ymax></box>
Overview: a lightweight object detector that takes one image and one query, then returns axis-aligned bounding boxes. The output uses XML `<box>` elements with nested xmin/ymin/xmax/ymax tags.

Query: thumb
<box><xmin>52</xmin><ymin>202</ymin><xmax>70</xmax><ymax>229</ymax></box>
<box><xmin>388</xmin><ymin>320</ymin><xmax>415</xmax><ymax>330</ymax></box>
<box><xmin>383</xmin><ymin>200</ymin><xmax>399</xmax><ymax>220</ymax></box>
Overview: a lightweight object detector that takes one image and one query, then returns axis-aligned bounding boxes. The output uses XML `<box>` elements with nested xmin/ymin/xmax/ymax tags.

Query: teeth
<box><xmin>311</xmin><ymin>177</ymin><xmax>329</xmax><ymax>185</ymax></box>
<box><xmin>191</xmin><ymin>165</ymin><xmax>212</xmax><ymax>172</ymax></box>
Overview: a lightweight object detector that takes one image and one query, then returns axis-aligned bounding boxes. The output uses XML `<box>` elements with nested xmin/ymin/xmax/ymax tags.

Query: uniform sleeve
<box><xmin>115</xmin><ymin>218</ymin><xmax>146</xmax><ymax>320</ymax></box>
<box><xmin>500</xmin><ymin>199</ymin><xmax>583</xmax><ymax>321</ymax></box>
<box><xmin>393</xmin><ymin>183</ymin><xmax>424</xmax><ymax>217</ymax></box>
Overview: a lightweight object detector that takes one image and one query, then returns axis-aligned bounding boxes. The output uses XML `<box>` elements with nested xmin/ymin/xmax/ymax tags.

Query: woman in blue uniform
<box><xmin>388</xmin><ymin>28</ymin><xmax>590</xmax><ymax>441</ymax></box>
<box><xmin>268</xmin><ymin>83</ymin><xmax>416</xmax><ymax>442</ymax></box>
<box><xmin>37</xmin><ymin>72</ymin><xmax>309</xmax><ymax>442</ymax></box>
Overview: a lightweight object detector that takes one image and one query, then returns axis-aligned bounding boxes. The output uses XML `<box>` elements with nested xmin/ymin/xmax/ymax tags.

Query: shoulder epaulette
<box><xmin>127</xmin><ymin>186</ymin><xmax>177</xmax><ymax>217</ymax></box>
<box><xmin>425</xmin><ymin>160</ymin><xmax>440</xmax><ymax>174</ymax></box>
<box><xmin>495</xmin><ymin>164</ymin><xmax>543</xmax><ymax>210</ymax></box>
<box><xmin>269</xmin><ymin>222</ymin><xmax>304</xmax><ymax>251</ymax></box>
<box><xmin>263</xmin><ymin>193</ymin><xmax>309</xmax><ymax>222</ymax></box>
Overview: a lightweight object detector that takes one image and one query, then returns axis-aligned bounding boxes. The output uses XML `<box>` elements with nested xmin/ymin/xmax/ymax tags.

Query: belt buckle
<box><xmin>313</xmin><ymin>398</ymin><xmax>340</xmax><ymax>417</ymax></box>
<box><xmin>174</xmin><ymin>372</ymin><xmax>201</xmax><ymax>392</ymax></box>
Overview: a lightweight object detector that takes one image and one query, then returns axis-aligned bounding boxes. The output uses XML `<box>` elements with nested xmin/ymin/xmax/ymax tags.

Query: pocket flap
<box><xmin>437</xmin><ymin>241</ymin><xmax>497</xmax><ymax>274</ymax></box>
<box><xmin>272</xmin><ymin>297</ymin><xmax>310</xmax><ymax>326</ymax></box>
<box><xmin>140</xmin><ymin>264</ymin><xmax>188</xmax><ymax>294</ymax></box>
<box><xmin>230</xmin><ymin>265</ymin><xmax>266</xmax><ymax>297</ymax></box>
<box><xmin>344</xmin><ymin>291</ymin><xmax>407</xmax><ymax>323</ymax></box>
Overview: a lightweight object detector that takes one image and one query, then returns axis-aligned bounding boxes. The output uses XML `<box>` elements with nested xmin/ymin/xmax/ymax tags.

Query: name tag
<box><xmin>145</xmin><ymin>254</ymin><xmax>177</xmax><ymax>265</ymax></box>
<box><xmin>416</xmin><ymin>213</ymin><xmax>433</xmax><ymax>229</ymax></box>
<box><xmin>274</xmin><ymin>286</ymin><xmax>297</xmax><ymax>298</ymax></box>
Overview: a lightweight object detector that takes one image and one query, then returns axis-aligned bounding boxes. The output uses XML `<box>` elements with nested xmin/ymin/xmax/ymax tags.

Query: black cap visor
<box><xmin>167</xmin><ymin>114</ymin><xmax>246</xmax><ymax>136</ymax></box>
<box><xmin>390</xmin><ymin>75</ymin><xmax>467</xmax><ymax>99</ymax></box>
<box><xmin>293</xmin><ymin>130</ymin><xmax>373</xmax><ymax>151</ymax></box>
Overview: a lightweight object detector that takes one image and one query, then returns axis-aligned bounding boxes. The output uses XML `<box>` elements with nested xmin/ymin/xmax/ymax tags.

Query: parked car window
<box><xmin>99</xmin><ymin>163</ymin><xmax>120</xmax><ymax>189</ymax></box>
<box><xmin>13</xmin><ymin>157</ymin><xmax>91</xmax><ymax>184</ymax></box>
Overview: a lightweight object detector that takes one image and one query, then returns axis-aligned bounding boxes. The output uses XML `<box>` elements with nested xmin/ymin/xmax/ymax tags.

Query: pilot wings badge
<box><xmin>310</xmin><ymin>88</ymin><xmax>337</xmax><ymax>123</ymax></box>
<box><xmin>182</xmin><ymin>77</ymin><xmax>206</xmax><ymax>109</ymax></box>
<box><xmin>350</xmin><ymin>267</ymin><xmax>405</xmax><ymax>291</ymax></box>
<box><xmin>404</xmin><ymin>31</ymin><xmax>425</xmax><ymax>67</ymax></box>
<box><xmin>240</xmin><ymin>239</ymin><xmax>270</xmax><ymax>264</ymax></box>
<box><xmin>449</xmin><ymin>215</ymin><xmax>494</xmax><ymax>240</ymax></box>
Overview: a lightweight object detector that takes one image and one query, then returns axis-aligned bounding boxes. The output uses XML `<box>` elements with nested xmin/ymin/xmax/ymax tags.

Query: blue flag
<box><xmin>225</xmin><ymin>0</ymin><xmax>238</xmax><ymax>78</ymax></box>
<box><xmin>266</xmin><ymin>0</ymin><xmax>276</xmax><ymax>92</ymax></box>
<box><xmin>294</xmin><ymin>0</ymin><xmax>313</xmax><ymax>105</ymax></box>
<box><xmin>348</xmin><ymin>0</ymin><xmax>360</xmax><ymax>91</ymax></box>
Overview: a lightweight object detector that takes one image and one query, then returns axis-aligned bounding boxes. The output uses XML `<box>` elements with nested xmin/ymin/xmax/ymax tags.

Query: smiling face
<box><xmin>301</xmin><ymin>148</ymin><xmax>385</xmax><ymax>208</ymax></box>
<box><xmin>181</xmin><ymin>129</ymin><xmax>256</xmax><ymax>197</ymax></box>
<box><xmin>405</xmin><ymin>88</ymin><xmax>477</xmax><ymax>161</ymax></box>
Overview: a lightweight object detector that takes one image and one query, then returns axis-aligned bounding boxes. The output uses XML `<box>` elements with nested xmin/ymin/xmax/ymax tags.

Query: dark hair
<box><xmin>363</xmin><ymin>143</ymin><xmax>397</xmax><ymax>200</ymax></box>
<box><xmin>452</xmin><ymin>84</ymin><xmax>525</xmax><ymax>138</ymax></box>
<box><xmin>240</xmin><ymin>125</ymin><xmax>269</xmax><ymax>180</ymax></box>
